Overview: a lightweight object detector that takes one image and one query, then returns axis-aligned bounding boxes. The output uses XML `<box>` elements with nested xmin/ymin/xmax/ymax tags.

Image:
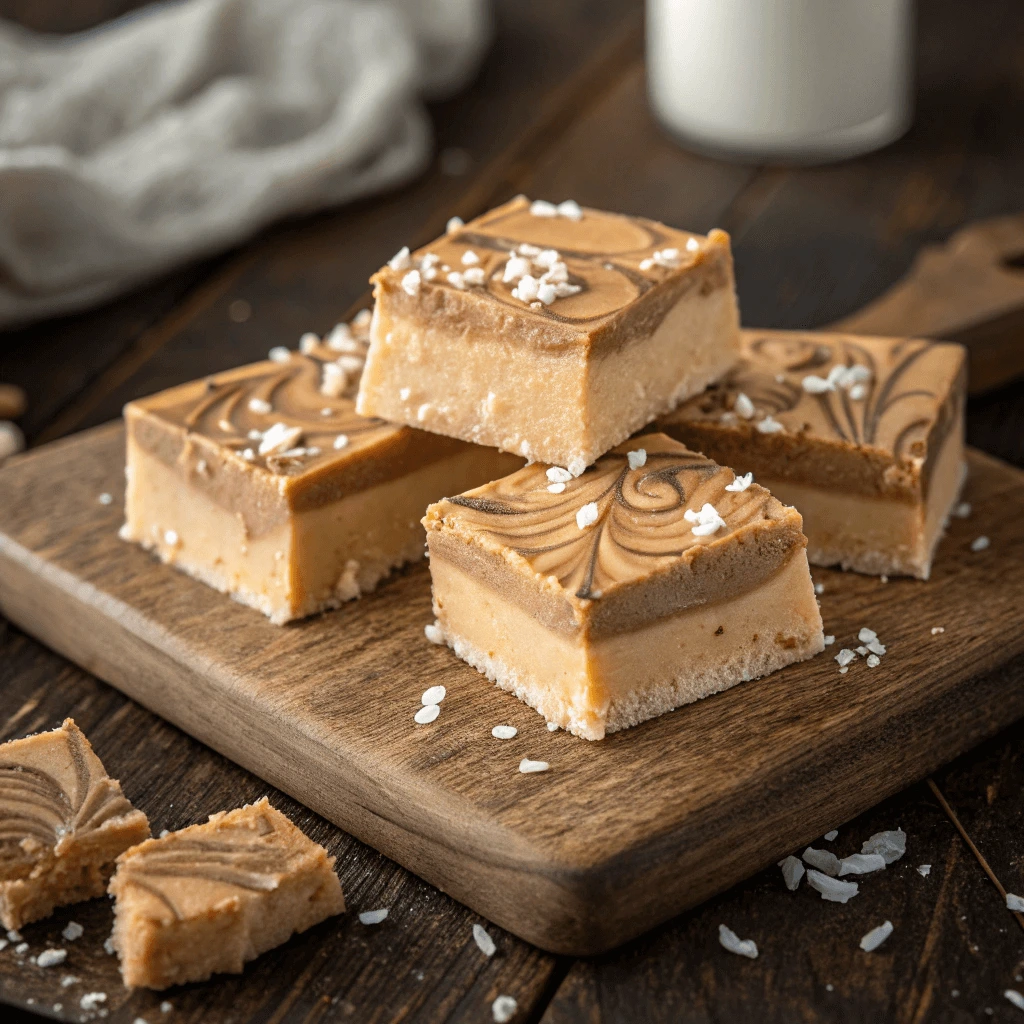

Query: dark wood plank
<box><xmin>0</xmin><ymin>621</ymin><xmax>564</xmax><ymax>1023</ymax></box>
<box><xmin>2</xmin><ymin>427</ymin><xmax>1023</xmax><ymax>959</ymax></box>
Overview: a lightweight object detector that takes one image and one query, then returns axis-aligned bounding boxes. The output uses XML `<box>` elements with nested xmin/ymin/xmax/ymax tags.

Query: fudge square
<box><xmin>356</xmin><ymin>196</ymin><xmax>741</xmax><ymax>472</ymax></box>
<box><xmin>109</xmin><ymin>798</ymin><xmax>344</xmax><ymax>989</ymax></box>
<box><xmin>423</xmin><ymin>433</ymin><xmax>824</xmax><ymax>740</ymax></box>
<box><xmin>122</xmin><ymin>318</ymin><xmax>519</xmax><ymax>624</ymax></box>
<box><xmin>658</xmin><ymin>329</ymin><xmax>966</xmax><ymax>579</ymax></box>
<box><xmin>0</xmin><ymin>719</ymin><xmax>150</xmax><ymax>930</ymax></box>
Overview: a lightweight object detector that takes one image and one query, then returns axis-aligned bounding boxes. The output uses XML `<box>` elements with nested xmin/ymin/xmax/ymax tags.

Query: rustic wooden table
<box><xmin>3</xmin><ymin>1</ymin><xmax>1024</xmax><ymax>1021</ymax></box>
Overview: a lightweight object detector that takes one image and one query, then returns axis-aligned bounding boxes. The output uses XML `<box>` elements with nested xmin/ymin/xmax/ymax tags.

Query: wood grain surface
<box><xmin>2</xmin><ymin>426</ymin><xmax>1023</xmax><ymax>960</ymax></box>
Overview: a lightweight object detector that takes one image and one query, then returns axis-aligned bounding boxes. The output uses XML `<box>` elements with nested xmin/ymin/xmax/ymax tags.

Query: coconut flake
<box><xmin>779</xmin><ymin>855</ymin><xmax>805</xmax><ymax>891</ymax></box>
<box><xmin>491</xmin><ymin>725</ymin><xmax>517</xmax><ymax>740</ymax></box>
<box><xmin>861</xmin><ymin>828</ymin><xmax>906</xmax><ymax>864</ymax></box>
<box><xmin>718</xmin><ymin>924</ymin><xmax>758</xmax><ymax>958</ymax></box>
<box><xmin>806</xmin><ymin>869</ymin><xmax>859</xmax><ymax>903</ymax></box>
<box><xmin>839</xmin><ymin>853</ymin><xmax>886</xmax><ymax>876</ymax></box>
<box><xmin>359</xmin><ymin>909</ymin><xmax>388</xmax><ymax>925</ymax></box>
<box><xmin>803</xmin><ymin>847</ymin><xmax>841</xmax><ymax>877</ymax></box>
<box><xmin>859</xmin><ymin>921</ymin><xmax>893</xmax><ymax>952</ymax></box>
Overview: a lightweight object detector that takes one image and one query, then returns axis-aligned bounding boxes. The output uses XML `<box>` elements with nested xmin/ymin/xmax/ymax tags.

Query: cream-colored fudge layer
<box><xmin>424</xmin><ymin>433</ymin><xmax>823</xmax><ymax>740</ymax></box>
<box><xmin>123</xmin><ymin>435</ymin><xmax>515</xmax><ymax>623</ymax></box>
<box><xmin>658</xmin><ymin>328</ymin><xmax>967</xmax><ymax>578</ymax></box>
<box><xmin>0</xmin><ymin>719</ymin><xmax>150</xmax><ymax>930</ymax></box>
<box><xmin>109</xmin><ymin>799</ymin><xmax>344</xmax><ymax>990</ymax></box>
<box><xmin>122</xmin><ymin>320</ymin><xmax>520</xmax><ymax>624</ymax></box>
<box><xmin>433</xmin><ymin>551</ymin><xmax>823</xmax><ymax>740</ymax></box>
<box><xmin>759</xmin><ymin>422</ymin><xmax>966</xmax><ymax>579</ymax></box>
<box><xmin>358</xmin><ymin>196</ymin><xmax>740</xmax><ymax>470</ymax></box>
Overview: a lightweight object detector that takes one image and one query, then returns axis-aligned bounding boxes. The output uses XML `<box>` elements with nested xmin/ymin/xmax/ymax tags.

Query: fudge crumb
<box><xmin>953</xmin><ymin>501</ymin><xmax>972</xmax><ymax>518</ymax></box>
<box><xmin>491</xmin><ymin>725</ymin><xmax>517</xmax><ymax>740</ymax></box>
<box><xmin>779</xmin><ymin>855</ymin><xmax>805</xmax><ymax>891</ymax></box>
<box><xmin>839</xmin><ymin>853</ymin><xmax>886</xmax><ymax>876</ymax></box>
<box><xmin>917</xmin><ymin>864</ymin><xmax>931</xmax><ymax>877</ymax></box>
<box><xmin>98</xmin><ymin>492</ymin><xmax>113</xmax><ymax>506</ymax></box>
<box><xmin>931</xmin><ymin>626</ymin><xmax>945</xmax><ymax>635</ymax></box>
<box><xmin>414</xmin><ymin>705</ymin><xmax>439</xmax><ymax>725</ymax></box>
<box><xmin>546</xmin><ymin>722</ymin><xmax>559</xmax><ymax>732</ymax></box>
<box><xmin>806</xmin><ymin>870</ymin><xmax>859</xmax><ymax>903</ymax></box>
<box><xmin>37</xmin><ymin>949</ymin><xmax>67</xmax><ymax>968</ymax></box>
<box><xmin>756</xmin><ymin>415</ymin><xmax>784</xmax><ymax>434</ymax></box>
<box><xmin>803</xmin><ymin>847</ymin><xmax>840</xmax><ymax>877</ymax></box>
<box><xmin>859</xmin><ymin>921</ymin><xmax>893</xmax><ymax>952</ymax></box>
<box><xmin>576</xmin><ymin>502</ymin><xmax>599</xmax><ymax>529</ymax></box>
<box><xmin>472</xmin><ymin>923</ymin><xmax>496</xmax><ymax>957</ymax></box>
<box><xmin>421</xmin><ymin>685</ymin><xmax>446</xmax><ymax>706</ymax></box>
<box><xmin>424</xmin><ymin>621</ymin><xmax>444</xmax><ymax>645</ymax></box>
<box><xmin>824</xmin><ymin>830</ymin><xmax>838</xmax><ymax>842</ymax></box>
<box><xmin>734</xmin><ymin>392</ymin><xmax>755</xmax><ymax>419</ymax></box>
<box><xmin>725</xmin><ymin>472</ymin><xmax>753</xmax><ymax>492</ymax></box>
<box><xmin>388</xmin><ymin>246</ymin><xmax>411</xmax><ymax>271</ymax></box>
<box><xmin>824</xmin><ymin>635</ymin><xmax>835</xmax><ymax>646</ymax></box>
<box><xmin>718</xmin><ymin>924</ymin><xmax>758</xmax><ymax>958</ymax></box>
<box><xmin>359</xmin><ymin>909</ymin><xmax>389</xmax><ymax>925</ymax></box>
<box><xmin>81</xmin><ymin>993</ymin><xmax>108</xmax><ymax>1011</ymax></box>
<box><xmin>519</xmin><ymin>759</ymin><xmax>549</xmax><ymax>774</ymax></box>
<box><xmin>971</xmin><ymin>535</ymin><xmax>990</xmax><ymax>552</ymax></box>
<box><xmin>862</xmin><ymin>828</ymin><xmax>906</xmax><ymax>864</ymax></box>
<box><xmin>627</xmin><ymin>448</ymin><xmax>647</xmax><ymax>470</ymax></box>
<box><xmin>492</xmin><ymin>995</ymin><xmax>518</xmax><ymax>1023</ymax></box>
<box><xmin>1007</xmin><ymin>893</ymin><xmax>1024</xmax><ymax>912</ymax></box>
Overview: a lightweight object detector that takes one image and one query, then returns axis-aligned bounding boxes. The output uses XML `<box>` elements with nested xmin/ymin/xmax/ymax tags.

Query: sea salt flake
<box><xmin>530</xmin><ymin>200</ymin><xmax>558</xmax><ymax>217</ymax></box>
<box><xmin>512</xmin><ymin>275</ymin><xmax>539</xmax><ymax>303</ymax></box>
<box><xmin>858</xmin><ymin>627</ymin><xmax>878</xmax><ymax>643</ymax></box>
<box><xmin>547</xmin><ymin>721</ymin><xmax>559</xmax><ymax>731</ymax></box>
<box><xmin>806</xmin><ymin>869</ymin><xmax>859</xmax><ymax>903</ymax></box>
<box><xmin>424</xmin><ymin>621</ymin><xmax>444</xmax><ymax>645</ymax></box>
<box><xmin>931</xmin><ymin>626</ymin><xmax>945</xmax><ymax>635</ymax></box>
<box><xmin>446</xmin><ymin>216</ymin><xmax>464</xmax><ymax>235</ymax></box>
<box><xmin>718</xmin><ymin>923</ymin><xmax>758</xmax><ymax>958</ymax></box>
<box><xmin>519</xmin><ymin>759</ymin><xmax>549</xmax><ymax>774</ymax></box>
<box><xmin>835</xmin><ymin>649</ymin><xmax>856</xmax><ymax>667</ymax></box>
<box><xmin>492</xmin><ymin>725</ymin><xmax>517</xmax><ymax>740</ymax></box>
<box><xmin>388</xmin><ymin>246</ymin><xmax>411</xmax><ymax>271</ymax></box>
<box><xmin>971</xmin><ymin>535</ymin><xmax>990</xmax><ymax>552</ymax></box>
<box><xmin>734</xmin><ymin>392</ymin><xmax>755</xmax><ymax>419</ymax></box>
<box><xmin>839</xmin><ymin>853</ymin><xmax>886</xmax><ymax>876</ymax></box>
<box><xmin>1006</xmin><ymin>990</ymin><xmax>1024</xmax><ymax>1011</ymax></box>
<box><xmin>757</xmin><ymin>415</ymin><xmax>784</xmax><ymax>434</ymax></box>
<box><xmin>537</xmin><ymin>282</ymin><xmax>557</xmax><ymax>305</ymax></box>
<box><xmin>160</xmin><ymin>1003</ymin><xmax>172</xmax><ymax>1013</ymax></box>
<box><xmin>824</xmin><ymin>830</ymin><xmax>839</xmax><ymax>842</ymax></box>
<box><xmin>802</xmin><ymin>375</ymin><xmax>835</xmax><ymax>394</ymax></box>
<box><xmin>518</xmin><ymin>243</ymin><xmax>542</xmax><ymax>257</ymax></box>
<box><xmin>803</xmin><ymin>847</ymin><xmax>841</xmax><ymax>877</ymax></box>
<box><xmin>61</xmin><ymin>975</ymin><xmax>79</xmax><ymax>988</ymax></box>
<box><xmin>627</xmin><ymin>449</ymin><xmax>647</xmax><ymax>470</ymax></box>
<box><xmin>492</xmin><ymin>995</ymin><xmax>518</xmax><ymax>1023</ymax></box>
<box><xmin>81</xmin><ymin>993</ymin><xmax>107</xmax><ymax>1011</ymax></box>
<box><xmin>421</xmin><ymin>685</ymin><xmax>446</xmax><ymax>706</ymax></box>
<box><xmin>333</xmin><ymin>434</ymin><xmax>349</xmax><ymax>450</ymax></box>
<box><xmin>725</xmin><ymin>472</ymin><xmax>753</xmax><ymax>492</ymax></box>
<box><xmin>463</xmin><ymin>267</ymin><xmax>486</xmax><ymax>286</ymax></box>
<box><xmin>534</xmin><ymin>249</ymin><xmax>560</xmax><ymax>269</ymax></box>
<box><xmin>779</xmin><ymin>855</ymin><xmax>805</xmax><ymax>891</ymax></box>
<box><xmin>248</xmin><ymin>397</ymin><xmax>272</xmax><ymax>414</ymax></box>
<box><xmin>503</xmin><ymin>256</ymin><xmax>531</xmax><ymax>282</ymax></box>
<box><xmin>576</xmin><ymin>502</ymin><xmax>599</xmax><ymax>529</ymax></box>
<box><xmin>862</xmin><ymin>828</ymin><xmax>906</xmax><ymax>864</ymax></box>
<box><xmin>917</xmin><ymin>864</ymin><xmax>931</xmax><ymax>877</ymax></box>
<box><xmin>547</xmin><ymin>466</ymin><xmax>572</xmax><ymax>483</ymax></box>
<box><xmin>849</xmin><ymin>383</ymin><xmax>868</xmax><ymax>401</ymax></box>
<box><xmin>359</xmin><ymin>909</ymin><xmax>388</xmax><ymax>925</ymax></box>
<box><xmin>164</xmin><ymin>530</ymin><xmax>179</xmax><ymax>547</ymax></box>
<box><xmin>824</xmin><ymin>635</ymin><xmax>835</xmax><ymax>645</ymax></box>
<box><xmin>547</xmin><ymin>482</ymin><xmax>566</xmax><ymax>493</ymax></box>
<box><xmin>1007</xmin><ymin>893</ymin><xmax>1024</xmax><ymax>912</ymax></box>
<box><xmin>4</xmin><ymin>929</ymin><xmax>17</xmax><ymax>942</ymax></box>
<box><xmin>98</xmin><ymin>492</ymin><xmax>113</xmax><ymax>506</ymax></box>
<box><xmin>685</xmin><ymin>502</ymin><xmax>726</xmax><ymax>536</ymax></box>
<box><xmin>860</xmin><ymin>920</ymin><xmax>893</xmax><ymax>952</ymax></box>
<box><xmin>686</xmin><ymin>236</ymin><xmax>700</xmax><ymax>251</ymax></box>
<box><xmin>399</xmin><ymin>387</ymin><xmax>411</xmax><ymax>401</ymax></box>
<box><xmin>473</xmin><ymin>923</ymin><xmax>496</xmax><ymax>956</ymax></box>
<box><xmin>259</xmin><ymin>422</ymin><xmax>303</xmax><ymax>457</ymax></box>
<box><xmin>556</xmin><ymin>199</ymin><xmax>583</xmax><ymax>220</ymax></box>
<box><xmin>104</xmin><ymin>937</ymin><xmax>115</xmax><ymax>955</ymax></box>
<box><xmin>866</xmin><ymin>640</ymin><xmax>886</xmax><ymax>655</ymax></box>
<box><xmin>299</xmin><ymin>332</ymin><xmax>319</xmax><ymax>354</ymax></box>
<box><xmin>461</xmin><ymin>250</ymin><xmax>480</xmax><ymax>265</ymax></box>
<box><xmin>814</xmin><ymin>583</ymin><xmax>825</xmax><ymax>595</ymax></box>
<box><xmin>953</xmin><ymin>501</ymin><xmax>972</xmax><ymax>518</ymax></box>
<box><xmin>326</xmin><ymin>323</ymin><xmax>356</xmax><ymax>351</ymax></box>
<box><xmin>866</xmin><ymin>654</ymin><xmax>880</xmax><ymax>668</ymax></box>
<box><xmin>268</xmin><ymin>346</ymin><xmax>290</xmax><ymax>363</ymax></box>
<box><xmin>414</xmin><ymin>704</ymin><xmax>440</xmax><ymax>725</ymax></box>
<box><xmin>567</xmin><ymin>457</ymin><xmax>588</xmax><ymax>477</ymax></box>
<box><xmin>37</xmin><ymin>949</ymin><xmax>67</xmax><ymax>968</ymax></box>
<box><xmin>401</xmin><ymin>270</ymin><xmax>422</xmax><ymax>296</ymax></box>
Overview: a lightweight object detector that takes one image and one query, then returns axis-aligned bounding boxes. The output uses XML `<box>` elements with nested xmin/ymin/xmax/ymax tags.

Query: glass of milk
<box><xmin>647</xmin><ymin>0</ymin><xmax>914</xmax><ymax>163</ymax></box>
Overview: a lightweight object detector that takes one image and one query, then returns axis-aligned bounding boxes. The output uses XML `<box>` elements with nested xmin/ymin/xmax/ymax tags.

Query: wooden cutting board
<box><xmin>1</xmin><ymin>425</ymin><xmax>1022</xmax><ymax>955</ymax></box>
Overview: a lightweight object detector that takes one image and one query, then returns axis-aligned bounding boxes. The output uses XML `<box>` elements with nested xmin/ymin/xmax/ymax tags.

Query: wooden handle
<box><xmin>831</xmin><ymin>214</ymin><xmax>1024</xmax><ymax>394</ymax></box>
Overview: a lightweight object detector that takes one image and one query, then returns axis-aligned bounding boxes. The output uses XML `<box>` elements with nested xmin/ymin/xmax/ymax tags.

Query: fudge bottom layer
<box><xmin>429</xmin><ymin>550</ymin><xmax>824</xmax><ymax>741</ymax></box>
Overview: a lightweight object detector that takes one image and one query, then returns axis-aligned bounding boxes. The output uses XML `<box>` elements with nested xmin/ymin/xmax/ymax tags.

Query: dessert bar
<box><xmin>658</xmin><ymin>329</ymin><xmax>966</xmax><ymax>578</ymax></box>
<box><xmin>357</xmin><ymin>196</ymin><xmax>740</xmax><ymax>472</ymax></box>
<box><xmin>0</xmin><ymin>719</ymin><xmax>150</xmax><ymax>930</ymax></box>
<box><xmin>122</xmin><ymin>316</ymin><xmax>520</xmax><ymax>623</ymax></box>
<box><xmin>423</xmin><ymin>433</ymin><xmax>823</xmax><ymax>739</ymax></box>
<box><xmin>109</xmin><ymin>798</ymin><xmax>344</xmax><ymax>989</ymax></box>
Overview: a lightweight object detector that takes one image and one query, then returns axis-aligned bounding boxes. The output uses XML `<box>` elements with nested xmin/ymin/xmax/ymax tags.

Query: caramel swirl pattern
<box><xmin>448</xmin><ymin>444</ymin><xmax>771</xmax><ymax>600</ymax></box>
<box><xmin>0</xmin><ymin>723</ymin><xmax>137</xmax><ymax>866</ymax></box>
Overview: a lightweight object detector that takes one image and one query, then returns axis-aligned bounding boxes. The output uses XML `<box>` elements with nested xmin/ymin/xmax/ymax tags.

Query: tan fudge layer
<box><xmin>122</xmin><ymin>320</ymin><xmax>520</xmax><ymax>624</ymax></box>
<box><xmin>109</xmin><ymin>798</ymin><xmax>345</xmax><ymax>989</ymax></box>
<box><xmin>357</xmin><ymin>196</ymin><xmax>741</xmax><ymax>471</ymax></box>
<box><xmin>424</xmin><ymin>433</ymin><xmax>824</xmax><ymax>740</ymax></box>
<box><xmin>0</xmin><ymin>719</ymin><xmax>150</xmax><ymax>930</ymax></box>
<box><xmin>658</xmin><ymin>329</ymin><xmax>967</xmax><ymax>579</ymax></box>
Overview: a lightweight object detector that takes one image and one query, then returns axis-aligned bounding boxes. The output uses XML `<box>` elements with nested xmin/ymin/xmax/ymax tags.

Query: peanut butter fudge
<box><xmin>122</xmin><ymin>315</ymin><xmax>520</xmax><ymax>623</ymax></box>
<box><xmin>109</xmin><ymin>798</ymin><xmax>344</xmax><ymax>989</ymax></box>
<box><xmin>357</xmin><ymin>196</ymin><xmax>740</xmax><ymax>472</ymax></box>
<box><xmin>1</xmin><ymin>719</ymin><xmax>150</xmax><ymax>930</ymax></box>
<box><xmin>423</xmin><ymin>433</ymin><xmax>823</xmax><ymax>740</ymax></box>
<box><xmin>658</xmin><ymin>329</ymin><xmax>966</xmax><ymax>579</ymax></box>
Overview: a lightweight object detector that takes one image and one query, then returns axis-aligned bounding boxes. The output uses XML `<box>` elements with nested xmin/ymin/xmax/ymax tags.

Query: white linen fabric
<box><xmin>0</xmin><ymin>0</ymin><xmax>490</xmax><ymax>328</ymax></box>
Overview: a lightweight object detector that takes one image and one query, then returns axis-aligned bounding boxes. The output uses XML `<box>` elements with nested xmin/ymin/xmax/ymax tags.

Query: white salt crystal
<box><xmin>62</xmin><ymin>922</ymin><xmax>84</xmax><ymax>942</ymax></box>
<box><xmin>103</xmin><ymin>936</ymin><xmax>115</xmax><ymax>955</ymax></box>
<box><xmin>814</xmin><ymin>583</ymin><xmax>824</xmax><ymax>595</ymax></box>
<box><xmin>862</xmin><ymin>828</ymin><xmax>906</xmax><ymax>864</ymax></box>
<box><xmin>472</xmin><ymin>923</ymin><xmax>496</xmax><ymax>957</ymax></box>
<box><xmin>866</xmin><ymin>654</ymin><xmax>880</xmax><ymax>668</ymax></box>
<box><xmin>858</xmin><ymin>627</ymin><xmax>877</xmax><ymax>643</ymax></box>
<box><xmin>388</xmin><ymin>246</ymin><xmax>411</xmax><ymax>271</ymax></box>
<box><xmin>1005</xmin><ymin>990</ymin><xmax>1024</xmax><ymax>1011</ymax></box>
<box><xmin>401</xmin><ymin>269</ymin><xmax>421</xmax><ymax>296</ymax></box>
<box><xmin>824</xmin><ymin>635</ymin><xmax>835</xmax><ymax>646</ymax></box>
<box><xmin>576</xmin><ymin>502</ymin><xmax>599</xmax><ymax>529</ymax></box>
<box><xmin>567</xmin><ymin>457</ymin><xmax>588</xmax><ymax>477</ymax></box>
<box><xmin>838</xmin><ymin>853</ymin><xmax>886</xmax><ymax>876</ymax></box>
<box><xmin>718</xmin><ymin>924</ymin><xmax>758</xmax><ymax>958</ymax></box>
<box><xmin>803</xmin><ymin>847</ymin><xmax>840</xmax><ymax>877</ymax></box>
<box><xmin>268</xmin><ymin>346</ymin><xmax>291</xmax><ymax>363</ymax></box>
<box><xmin>971</xmin><ymin>535</ymin><xmax>990</xmax><ymax>552</ymax></box>
<box><xmin>259</xmin><ymin>422</ymin><xmax>302</xmax><ymax>457</ymax></box>
<box><xmin>160</xmin><ymin>1002</ymin><xmax>173</xmax><ymax>1013</ymax></box>
<box><xmin>519</xmin><ymin>759</ymin><xmax>549</xmax><ymax>774</ymax></box>
<box><xmin>917</xmin><ymin>864</ymin><xmax>931</xmax><ymax>877</ymax></box>
<box><xmin>835</xmin><ymin>649</ymin><xmax>857</xmax><ymax>667</ymax></box>
<box><xmin>627</xmin><ymin>449</ymin><xmax>647</xmax><ymax>470</ymax></box>
<box><xmin>953</xmin><ymin>501</ymin><xmax>972</xmax><ymax>518</ymax></box>
<box><xmin>299</xmin><ymin>332</ymin><xmax>319</xmax><ymax>354</ymax></box>
<box><xmin>859</xmin><ymin>920</ymin><xmax>893</xmax><ymax>952</ymax></box>
<box><xmin>546</xmin><ymin>722</ymin><xmax>559</xmax><ymax>732</ymax></box>
<box><xmin>359</xmin><ymin>909</ymin><xmax>388</xmax><ymax>925</ymax></box>
<box><xmin>734</xmin><ymin>392</ymin><xmax>755</xmax><ymax>419</ymax></box>
<box><xmin>547</xmin><ymin>466</ymin><xmax>572</xmax><ymax>483</ymax></box>
<box><xmin>414</xmin><ymin>704</ymin><xmax>440</xmax><ymax>725</ymax></box>
<box><xmin>547</xmin><ymin>482</ymin><xmax>566</xmax><ymax>493</ymax></box>
<box><xmin>931</xmin><ymin>626</ymin><xmax>945</xmax><ymax>635</ymax></box>
<box><xmin>802</xmin><ymin>375</ymin><xmax>834</xmax><ymax>394</ymax></box>
<box><xmin>461</xmin><ymin>250</ymin><xmax>480</xmax><ymax>265</ymax></box>
<box><xmin>530</xmin><ymin>200</ymin><xmax>558</xmax><ymax>218</ymax></box>
<box><xmin>333</xmin><ymin>434</ymin><xmax>349</xmax><ymax>450</ymax></box>
<box><xmin>556</xmin><ymin>200</ymin><xmax>583</xmax><ymax>220</ymax></box>
<box><xmin>1007</xmin><ymin>893</ymin><xmax>1024</xmax><ymax>912</ymax></box>
<box><xmin>421</xmin><ymin>685</ymin><xmax>446</xmax><ymax>706</ymax></box>
<box><xmin>492</xmin><ymin>995</ymin><xmax>518</xmax><ymax>1023</ymax></box>
<box><xmin>725</xmin><ymin>472</ymin><xmax>753</xmax><ymax>492</ymax></box>
<box><xmin>80</xmin><ymin>993</ymin><xmax>108</xmax><ymax>1011</ymax></box>
<box><xmin>779</xmin><ymin>855</ymin><xmax>805</xmax><ymax>891</ymax></box>
<box><xmin>37</xmin><ymin>949</ymin><xmax>67</xmax><ymax>968</ymax></box>
<box><xmin>424</xmin><ymin>622</ymin><xmax>444</xmax><ymax>645</ymax></box>
<box><xmin>824</xmin><ymin>830</ymin><xmax>838</xmax><ymax>842</ymax></box>
<box><xmin>806</xmin><ymin>869</ymin><xmax>859</xmax><ymax>903</ymax></box>
<box><xmin>684</xmin><ymin>502</ymin><xmax>726</xmax><ymax>536</ymax></box>
<box><xmin>446</xmin><ymin>216</ymin><xmax>464</xmax><ymax>234</ymax></box>
<box><xmin>98</xmin><ymin>493</ymin><xmax>113</xmax><ymax>506</ymax></box>
<box><xmin>756</xmin><ymin>416</ymin><xmax>784</xmax><ymax>434</ymax></box>
<box><xmin>248</xmin><ymin>397</ymin><xmax>272</xmax><ymax>414</ymax></box>
<box><xmin>491</xmin><ymin>725</ymin><xmax>517</xmax><ymax>740</ymax></box>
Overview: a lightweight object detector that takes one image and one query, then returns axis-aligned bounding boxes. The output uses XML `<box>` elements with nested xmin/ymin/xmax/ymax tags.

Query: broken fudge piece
<box><xmin>423</xmin><ymin>433</ymin><xmax>823</xmax><ymax>740</ymax></box>
<box><xmin>356</xmin><ymin>196</ymin><xmax>740</xmax><ymax>472</ymax></box>
<box><xmin>0</xmin><ymin>719</ymin><xmax>150</xmax><ymax>930</ymax></box>
<box><xmin>109</xmin><ymin>798</ymin><xmax>344</xmax><ymax>989</ymax></box>
<box><xmin>657</xmin><ymin>329</ymin><xmax>966</xmax><ymax>579</ymax></box>
<box><xmin>121</xmin><ymin>315</ymin><xmax>519</xmax><ymax>624</ymax></box>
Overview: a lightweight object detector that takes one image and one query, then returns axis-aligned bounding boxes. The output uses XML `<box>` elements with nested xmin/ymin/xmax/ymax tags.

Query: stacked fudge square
<box><xmin>122</xmin><ymin>196</ymin><xmax>967</xmax><ymax>740</ymax></box>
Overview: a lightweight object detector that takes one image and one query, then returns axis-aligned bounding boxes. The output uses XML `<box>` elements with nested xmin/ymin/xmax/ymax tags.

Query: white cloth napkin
<box><xmin>0</xmin><ymin>0</ymin><xmax>491</xmax><ymax>329</ymax></box>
